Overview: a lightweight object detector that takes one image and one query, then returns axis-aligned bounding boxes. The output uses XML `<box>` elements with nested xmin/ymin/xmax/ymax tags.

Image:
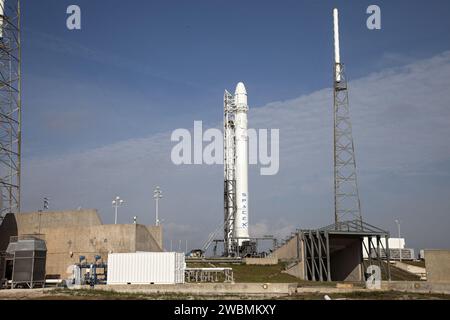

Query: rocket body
<box><xmin>234</xmin><ymin>82</ymin><xmax>249</xmax><ymax>245</ymax></box>
<box><xmin>223</xmin><ymin>82</ymin><xmax>250</xmax><ymax>252</ymax></box>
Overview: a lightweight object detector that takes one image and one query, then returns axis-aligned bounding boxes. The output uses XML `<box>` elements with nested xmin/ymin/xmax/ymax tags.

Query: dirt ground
<box><xmin>0</xmin><ymin>287</ymin><xmax>449</xmax><ymax>300</ymax></box>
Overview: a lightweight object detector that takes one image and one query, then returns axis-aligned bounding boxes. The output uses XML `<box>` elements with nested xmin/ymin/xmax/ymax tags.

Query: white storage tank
<box><xmin>107</xmin><ymin>252</ymin><xmax>185</xmax><ymax>285</ymax></box>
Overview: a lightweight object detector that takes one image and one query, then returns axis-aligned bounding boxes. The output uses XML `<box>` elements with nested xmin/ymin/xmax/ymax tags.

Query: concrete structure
<box><xmin>382</xmin><ymin>281</ymin><xmax>450</xmax><ymax>295</ymax></box>
<box><xmin>424</xmin><ymin>250</ymin><xmax>450</xmax><ymax>283</ymax></box>
<box><xmin>393</xmin><ymin>261</ymin><xmax>426</xmax><ymax>280</ymax></box>
<box><xmin>275</xmin><ymin>235</ymin><xmax>300</xmax><ymax>262</ymax></box>
<box><xmin>2</xmin><ymin>281</ymin><xmax>450</xmax><ymax>299</ymax></box>
<box><xmin>284</xmin><ymin>261</ymin><xmax>304</xmax><ymax>279</ymax></box>
<box><xmin>275</xmin><ymin>221</ymin><xmax>391</xmax><ymax>282</ymax></box>
<box><xmin>0</xmin><ymin>210</ymin><xmax>163</xmax><ymax>279</ymax></box>
<box><xmin>99</xmin><ymin>281</ymin><xmax>450</xmax><ymax>296</ymax></box>
<box><xmin>98</xmin><ymin>282</ymin><xmax>297</xmax><ymax>297</ymax></box>
<box><xmin>329</xmin><ymin>236</ymin><xmax>363</xmax><ymax>282</ymax></box>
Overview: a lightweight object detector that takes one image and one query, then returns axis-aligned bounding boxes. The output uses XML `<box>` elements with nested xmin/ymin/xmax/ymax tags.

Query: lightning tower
<box><xmin>332</xmin><ymin>9</ymin><xmax>362</xmax><ymax>227</ymax></box>
<box><xmin>0</xmin><ymin>0</ymin><xmax>21</xmax><ymax>220</ymax></box>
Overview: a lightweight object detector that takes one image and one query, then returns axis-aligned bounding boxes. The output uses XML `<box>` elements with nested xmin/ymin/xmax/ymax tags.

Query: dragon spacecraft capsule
<box><xmin>234</xmin><ymin>82</ymin><xmax>250</xmax><ymax>244</ymax></box>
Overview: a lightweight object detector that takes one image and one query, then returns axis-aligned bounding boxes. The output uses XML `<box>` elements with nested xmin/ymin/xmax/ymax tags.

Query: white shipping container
<box><xmin>107</xmin><ymin>252</ymin><xmax>185</xmax><ymax>285</ymax></box>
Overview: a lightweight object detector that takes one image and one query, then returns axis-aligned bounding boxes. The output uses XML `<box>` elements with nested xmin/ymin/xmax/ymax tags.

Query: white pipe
<box><xmin>333</xmin><ymin>8</ymin><xmax>341</xmax><ymax>82</ymax></box>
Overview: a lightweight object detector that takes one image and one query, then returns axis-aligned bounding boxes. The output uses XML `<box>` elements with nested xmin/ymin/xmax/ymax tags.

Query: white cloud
<box><xmin>22</xmin><ymin>51</ymin><xmax>450</xmax><ymax>250</ymax></box>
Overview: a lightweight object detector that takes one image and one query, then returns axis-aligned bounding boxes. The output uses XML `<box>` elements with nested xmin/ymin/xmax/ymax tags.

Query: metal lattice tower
<box><xmin>0</xmin><ymin>0</ymin><xmax>21</xmax><ymax>220</ymax></box>
<box><xmin>223</xmin><ymin>90</ymin><xmax>236</xmax><ymax>256</ymax></box>
<box><xmin>332</xmin><ymin>9</ymin><xmax>362</xmax><ymax>227</ymax></box>
<box><xmin>333</xmin><ymin>63</ymin><xmax>362</xmax><ymax>225</ymax></box>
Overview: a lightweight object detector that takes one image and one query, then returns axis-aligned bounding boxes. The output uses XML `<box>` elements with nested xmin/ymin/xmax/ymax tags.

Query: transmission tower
<box><xmin>0</xmin><ymin>0</ymin><xmax>21</xmax><ymax>220</ymax></box>
<box><xmin>333</xmin><ymin>9</ymin><xmax>362</xmax><ymax>227</ymax></box>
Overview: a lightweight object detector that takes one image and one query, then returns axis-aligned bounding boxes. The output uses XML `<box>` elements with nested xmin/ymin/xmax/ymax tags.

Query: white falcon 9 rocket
<box><xmin>223</xmin><ymin>82</ymin><xmax>250</xmax><ymax>255</ymax></box>
<box><xmin>234</xmin><ymin>82</ymin><xmax>249</xmax><ymax>244</ymax></box>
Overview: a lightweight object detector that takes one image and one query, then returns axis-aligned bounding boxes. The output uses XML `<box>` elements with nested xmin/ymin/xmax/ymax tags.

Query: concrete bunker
<box><xmin>276</xmin><ymin>220</ymin><xmax>391</xmax><ymax>282</ymax></box>
<box><xmin>0</xmin><ymin>209</ymin><xmax>163</xmax><ymax>280</ymax></box>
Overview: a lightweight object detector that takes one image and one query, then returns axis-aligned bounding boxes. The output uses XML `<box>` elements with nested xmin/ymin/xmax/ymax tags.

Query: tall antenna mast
<box><xmin>332</xmin><ymin>8</ymin><xmax>363</xmax><ymax>228</ymax></box>
<box><xmin>333</xmin><ymin>8</ymin><xmax>341</xmax><ymax>82</ymax></box>
<box><xmin>0</xmin><ymin>0</ymin><xmax>21</xmax><ymax>221</ymax></box>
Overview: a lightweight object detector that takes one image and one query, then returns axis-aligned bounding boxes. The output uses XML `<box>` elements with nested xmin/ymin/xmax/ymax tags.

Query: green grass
<box><xmin>42</xmin><ymin>288</ymin><xmax>208</xmax><ymax>300</ymax></box>
<box><xmin>362</xmin><ymin>261</ymin><xmax>421</xmax><ymax>281</ymax></box>
<box><xmin>42</xmin><ymin>288</ymin><xmax>277</xmax><ymax>300</ymax></box>
<box><xmin>188</xmin><ymin>261</ymin><xmax>422</xmax><ymax>284</ymax></box>
<box><xmin>187</xmin><ymin>262</ymin><xmax>300</xmax><ymax>283</ymax></box>
<box><xmin>292</xmin><ymin>290</ymin><xmax>450</xmax><ymax>300</ymax></box>
<box><xmin>400</xmin><ymin>260</ymin><xmax>426</xmax><ymax>268</ymax></box>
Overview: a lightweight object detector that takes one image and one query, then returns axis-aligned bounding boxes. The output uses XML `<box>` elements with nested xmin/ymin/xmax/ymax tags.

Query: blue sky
<box><xmin>20</xmin><ymin>1</ymin><xmax>450</xmax><ymax>251</ymax></box>
<box><xmin>23</xmin><ymin>0</ymin><xmax>450</xmax><ymax>155</ymax></box>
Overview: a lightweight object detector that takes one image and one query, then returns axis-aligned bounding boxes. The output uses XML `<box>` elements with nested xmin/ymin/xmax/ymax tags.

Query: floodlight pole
<box><xmin>112</xmin><ymin>196</ymin><xmax>124</xmax><ymax>225</ymax></box>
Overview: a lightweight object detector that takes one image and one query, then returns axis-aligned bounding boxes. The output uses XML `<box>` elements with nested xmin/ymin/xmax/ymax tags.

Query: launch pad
<box><xmin>214</xmin><ymin>8</ymin><xmax>394</xmax><ymax>275</ymax></box>
<box><xmin>211</xmin><ymin>236</ymin><xmax>278</xmax><ymax>258</ymax></box>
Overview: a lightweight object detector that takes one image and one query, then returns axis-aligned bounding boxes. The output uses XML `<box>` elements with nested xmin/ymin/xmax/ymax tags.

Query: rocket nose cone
<box><xmin>235</xmin><ymin>82</ymin><xmax>247</xmax><ymax>95</ymax></box>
